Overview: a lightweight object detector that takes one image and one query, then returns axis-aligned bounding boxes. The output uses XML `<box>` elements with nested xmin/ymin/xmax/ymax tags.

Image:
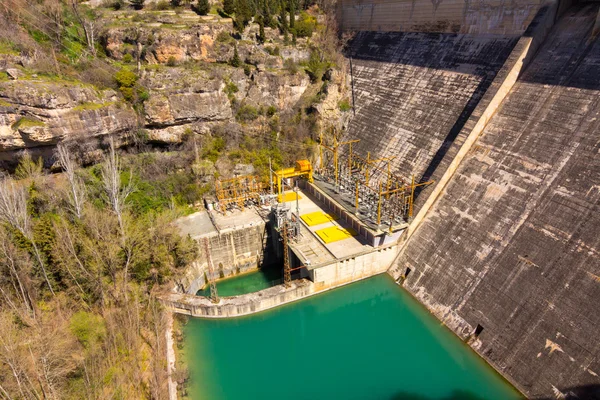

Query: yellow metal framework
<box><xmin>318</xmin><ymin>137</ymin><xmax>434</xmax><ymax>226</ymax></box>
<box><xmin>215</xmin><ymin>175</ymin><xmax>264</xmax><ymax>212</ymax></box>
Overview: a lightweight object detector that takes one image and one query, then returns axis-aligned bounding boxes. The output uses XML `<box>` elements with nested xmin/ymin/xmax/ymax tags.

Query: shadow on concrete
<box><xmin>412</xmin><ymin>75</ymin><xmax>492</xmax><ymax>202</ymax></box>
<box><xmin>533</xmin><ymin>384</ymin><xmax>600</xmax><ymax>400</ymax></box>
<box><xmin>345</xmin><ymin>31</ymin><xmax>518</xmax><ymax>78</ymax></box>
<box><xmin>345</xmin><ymin>3</ymin><xmax>600</xmax><ymax>91</ymax></box>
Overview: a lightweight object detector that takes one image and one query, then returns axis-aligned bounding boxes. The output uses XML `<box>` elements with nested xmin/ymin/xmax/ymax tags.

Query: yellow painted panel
<box><xmin>315</xmin><ymin>226</ymin><xmax>357</xmax><ymax>243</ymax></box>
<box><xmin>278</xmin><ymin>192</ymin><xmax>301</xmax><ymax>202</ymax></box>
<box><xmin>301</xmin><ymin>211</ymin><xmax>339</xmax><ymax>226</ymax></box>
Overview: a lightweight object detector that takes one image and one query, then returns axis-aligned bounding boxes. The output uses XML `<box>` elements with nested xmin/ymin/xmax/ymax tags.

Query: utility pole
<box><xmin>282</xmin><ymin>221</ymin><xmax>291</xmax><ymax>287</ymax></box>
<box><xmin>203</xmin><ymin>238</ymin><xmax>219</xmax><ymax>303</ymax></box>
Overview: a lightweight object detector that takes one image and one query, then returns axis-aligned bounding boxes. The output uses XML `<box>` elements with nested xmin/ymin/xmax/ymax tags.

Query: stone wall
<box><xmin>390</xmin><ymin>3</ymin><xmax>600</xmax><ymax>399</ymax></box>
<box><xmin>337</xmin><ymin>0</ymin><xmax>543</xmax><ymax>34</ymax></box>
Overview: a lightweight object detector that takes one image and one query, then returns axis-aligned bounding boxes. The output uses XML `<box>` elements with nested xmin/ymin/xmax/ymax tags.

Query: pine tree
<box><xmin>289</xmin><ymin>0</ymin><xmax>295</xmax><ymax>29</ymax></box>
<box><xmin>279</xmin><ymin>0</ymin><xmax>288</xmax><ymax>33</ymax></box>
<box><xmin>196</xmin><ymin>0</ymin><xmax>210</xmax><ymax>14</ymax></box>
<box><xmin>262</xmin><ymin>0</ymin><xmax>272</xmax><ymax>27</ymax></box>
<box><xmin>257</xmin><ymin>17</ymin><xmax>266</xmax><ymax>43</ymax></box>
<box><xmin>230</xmin><ymin>45</ymin><xmax>241</xmax><ymax>67</ymax></box>
<box><xmin>233</xmin><ymin>0</ymin><xmax>253</xmax><ymax>33</ymax></box>
<box><xmin>223</xmin><ymin>0</ymin><xmax>235</xmax><ymax>15</ymax></box>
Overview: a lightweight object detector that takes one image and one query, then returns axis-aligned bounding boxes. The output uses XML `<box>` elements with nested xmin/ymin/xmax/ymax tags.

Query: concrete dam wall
<box><xmin>337</xmin><ymin>0</ymin><xmax>543</xmax><ymax>34</ymax></box>
<box><xmin>341</xmin><ymin>31</ymin><xmax>518</xmax><ymax>210</ymax></box>
<box><xmin>387</xmin><ymin>3</ymin><xmax>600</xmax><ymax>399</ymax></box>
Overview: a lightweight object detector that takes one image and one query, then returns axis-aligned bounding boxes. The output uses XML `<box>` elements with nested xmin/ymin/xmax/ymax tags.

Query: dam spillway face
<box><xmin>343</xmin><ymin>31</ymin><xmax>518</xmax><ymax>209</ymax></box>
<box><xmin>339</xmin><ymin>1</ymin><xmax>600</xmax><ymax>399</ymax></box>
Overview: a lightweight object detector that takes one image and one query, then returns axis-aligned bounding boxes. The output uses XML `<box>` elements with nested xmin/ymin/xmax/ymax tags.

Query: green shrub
<box><xmin>266</xmin><ymin>105</ymin><xmax>277</xmax><ymax>117</ymax></box>
<box><xmin>243</xmin><ymin>64</ymin><xmax>252</xmax><ymax>76</ymax></box>
<box><xmin>196</xmin><ymin>0</ymin><xmax>210</xmax><ymax>15</ymax></box>
<box><xmin>201</xmin><ymin>136</ymin><xmax>226</xmax><ymax>162</ymax></box>
<box><xmin>70</xmin><ymin>311</ymin><xmax>106</xmax><ymax>349</ymax></box>
<box><xmin>339</xmin><ymin>99</ymin><xmax>351</xmax><ymax>112</ymax></box>
<box><xmin>120</xmin><ymin>86</ymin><xmax>135</xmax><ymax>102</ymax></box>
<box><xmin>305</xmin><ymin>50</ymin><xmax>329</xmax><ymax>83</ymax></box>
<box><xmin>223</xmin><ymin>0</ymin><xmax>235</xmax><ymax>15</ymax></box>
<box><xmin>293</xmin><ymin>12</ymin><xmax>317</xmax><ymax>38</ymax></box>
<box><xmin>265</xmin><ymin>46</ymin><xmax>280</xmax><ymax>56</ymax></box>
<box><xmin>224</xmin><ymin>80</ymin><xmax>239</xmax><ymax>99</ymax></box>
<box><xmin>115</xmin><ymin>68</ymin><xmax>137</xmax><ymax>88</ymax></box>
<box><xmin>122</xmin><ymin>53</ymin><xmax>133</xmax><ymax>63</ymax></box>
<box><xmin>284</xmin><ymin>58</ymin><xmax>298</xmax><ymax>74</ymax></box>
<box><xmin>236</xmin><ymin>104</ymin><xmax>259</xmax><ymax>121</ymax></box>
<box><xmin>216</xmin><ymin>31</ymin><xmax>234</xmax><ymax>44</ymax></box>
<box><xmin>166</xmin><ymin>56</ymin><xmax>178</xmax><ymax>66</ymax></box>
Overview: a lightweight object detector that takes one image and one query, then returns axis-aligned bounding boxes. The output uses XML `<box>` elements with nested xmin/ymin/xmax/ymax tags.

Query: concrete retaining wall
<box><xmin>165</xmin><ymin>280</ymin><xmax>314</xmax><ymax>318</ymax></box>
<box><xmin>337</xmin><ymin>0</ymin><xmax>543</xmax><ymax>34</ymax></box>
<box><xmin>311</xmin><ymin>245</ymin><xmax>397</xmax><ymax>290</ymax></box>
<box><xmin>183</xmin><ymin>224</ymin><xmax>268</xmax><ymax>294</ymax></box>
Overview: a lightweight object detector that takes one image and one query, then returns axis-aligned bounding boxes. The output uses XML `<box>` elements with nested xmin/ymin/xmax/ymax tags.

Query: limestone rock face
<box><xmin>143</xmin><ymin>68</ymin><xmax>232</xmax><ymax>127</ymax></box>
<box><xmin>104</xmin><ymin>23</ymin><xmax>232</xmax><ymax>64</ymax></box>
<box><xmin>0</xmin><ymin>80</ymin><xmax>137</xmax><ymax>151</ymax></box>
<box><xmin>245</xmin><ymin>72</ymin><xmax>310</xmax><ymax>109</ymax></box>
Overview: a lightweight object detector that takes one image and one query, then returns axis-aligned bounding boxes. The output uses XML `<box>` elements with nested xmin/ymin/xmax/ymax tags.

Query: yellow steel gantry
<box><xmin>273</xmin><ymin>160</ymin><xmax>314</xmax><ymax>197</ymax></box>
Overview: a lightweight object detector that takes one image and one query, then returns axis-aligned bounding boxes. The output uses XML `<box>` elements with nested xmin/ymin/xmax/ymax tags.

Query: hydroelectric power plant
<box><xmin>162</xmin><ymin>0</ymin><xmax>600</xmax><ymax>399</ymax></box>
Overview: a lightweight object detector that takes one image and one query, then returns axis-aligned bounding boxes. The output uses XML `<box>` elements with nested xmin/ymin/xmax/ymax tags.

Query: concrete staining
<box><xmin>342</xmin><ymin>31</ymin><xmax>517</xmax><ymax>207</ymax></box>
<box><xmin>337</xmin><ymin>0</ymin><xmax>543</xmax><ymax>34</ymax></box>
<box><xmin>392</xmin><ymin>3</ymin><xmax>600</xmax><ymax>399</ymax></box>
<box><xmin>175</xmin><ymin>208</ymin><xmax>269</xmax><ymax>294</ymax></box>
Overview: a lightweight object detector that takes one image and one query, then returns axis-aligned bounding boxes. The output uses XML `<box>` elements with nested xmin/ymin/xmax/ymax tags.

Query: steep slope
<box><xmin>393</xmin><ymin>4</ymin><xmax>600</xmax><ymax>398</ymax></box>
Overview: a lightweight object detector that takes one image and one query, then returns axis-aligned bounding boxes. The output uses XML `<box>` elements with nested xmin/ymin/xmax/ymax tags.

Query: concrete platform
<box><xmin>286</xmin><ymin>187</ymin><xmax>371</xmax><ymax>267</ymax></box>
<box><xmin>175</xmin><ymin>207</ymin><xmax>266</xmax><ymax>239</ymax></box>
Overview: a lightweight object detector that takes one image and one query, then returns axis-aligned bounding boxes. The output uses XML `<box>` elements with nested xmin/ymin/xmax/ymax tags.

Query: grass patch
<box><xmin>0</xmin><ymin>99</ymin><xmax>12</xmax><ymax>107</ymax></box>
<box><xmin>73</xmin><ymin>102</ymin><xmax>114</xmax><ymax>112</ymax></box>
<box><xmin>0</xmin><ymin>40</ymin><xmax>19</xmax><ymax>55</ymax></box>
<box><xmin>11</xmin><ymin>117</ymin><xmax>46</xmax><ymax>130</ymax></box>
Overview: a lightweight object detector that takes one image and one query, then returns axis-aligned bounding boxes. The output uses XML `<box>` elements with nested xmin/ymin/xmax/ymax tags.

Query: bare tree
<box><xmin>56</xmin><ymin>144</ymin><xmax>86</xmax><ymax>219</ymax></box>
<box><xmin>0</xmin><ymin>175</ymin><xmax>55</xmax><ymax>295</ymax></box>
<box><xmin>101</xmin><ymin>138</ymin><xmax>134</xmax><ymax>237</ymax></box>
<box><xmin>70</xmin><ymin>0</ymin><xmax>97</xmax><ymax>56</ymax></box>
<box><xmin>0</xmin><ymin>228</ymin><xmax>34</xmax><ymax>317</ymax></box>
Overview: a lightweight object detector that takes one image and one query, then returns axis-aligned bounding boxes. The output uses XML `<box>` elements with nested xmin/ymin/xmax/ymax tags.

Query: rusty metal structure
<box><xmin>215</xmin><ymin>175</ymin><xmax>265</xmax><ymax>212</ymax></box>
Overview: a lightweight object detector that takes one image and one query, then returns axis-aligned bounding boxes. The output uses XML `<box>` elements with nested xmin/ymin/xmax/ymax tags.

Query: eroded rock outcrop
<box><xmin>0</xmin><ymin>79</ymin><xmax>137</xmax><ymax>151</ymax></box>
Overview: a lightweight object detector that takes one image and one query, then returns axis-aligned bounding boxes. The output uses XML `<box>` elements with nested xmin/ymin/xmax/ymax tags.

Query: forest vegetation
<box><xmin>0</xmin><ymin>0</ymin><xmax>343</xmax><ymax>397</ymax></box>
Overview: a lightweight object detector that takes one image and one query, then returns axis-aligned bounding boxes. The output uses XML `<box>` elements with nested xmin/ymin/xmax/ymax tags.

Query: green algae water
<box><xmin>196</xmin><ymin>265</ymin><xmax>282</xmax><ymax>297</ymax></box>
<box><xmin>182</xmin><ymin>274</ymin><xmax>522</xmax><ymax>400</ymax></box>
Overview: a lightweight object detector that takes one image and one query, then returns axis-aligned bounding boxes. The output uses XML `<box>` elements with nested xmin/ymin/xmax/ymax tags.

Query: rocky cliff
<box><xmin>0</xmin><ymin>7</ymin><xmax>334</xmax><ymax>168</ymax></box>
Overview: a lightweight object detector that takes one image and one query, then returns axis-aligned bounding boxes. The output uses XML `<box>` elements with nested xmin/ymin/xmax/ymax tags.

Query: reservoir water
<box><xmin>196</xmin><ymin>265</ymin><xmax>282</xmax><ymax>297</ymax></box>
<box><xmin>182</xmin><ymin>274</ymin><xmax>522</xmax><ymax>400</ymax></box>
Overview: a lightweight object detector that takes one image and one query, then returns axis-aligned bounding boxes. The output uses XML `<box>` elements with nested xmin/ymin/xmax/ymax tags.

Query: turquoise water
<box><xmin>183</xmin><ymin>274</ymin><xmax>522</xmax><ymax>400</ymax></box>
<box><xmin>196</xmin><ymin>266</ymin><xmax>282</xmax><ymax>297</ymax></box>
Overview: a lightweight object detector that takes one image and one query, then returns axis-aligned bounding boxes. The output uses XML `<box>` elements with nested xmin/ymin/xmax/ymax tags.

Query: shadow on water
<box><xmin>390</xmin><ymin>384</ymin><xmax>600</xmax><ymax>400</ymax></box>
<box><xmin>389</xmin><ymin>390</ymin><xmax>488</xmax><ymax>400</ymax></box>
